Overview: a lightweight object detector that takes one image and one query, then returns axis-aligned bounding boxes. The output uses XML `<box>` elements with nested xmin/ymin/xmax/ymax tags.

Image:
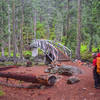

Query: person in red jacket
<box><xmin>92</xmin><ymin>53</ymin><xmax>100</xmax><ymax>89</ymax></box>
<box><xmin>96</xmin><ymin>53</ymin><xmax>100</xmax><ymax>74</ymax></box>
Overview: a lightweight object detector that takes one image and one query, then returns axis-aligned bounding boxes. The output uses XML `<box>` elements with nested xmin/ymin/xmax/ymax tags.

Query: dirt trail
<box><xmin>0</xmin><ymin>61</ymin><xmax>100</xmax><ymax>100</ymax></box>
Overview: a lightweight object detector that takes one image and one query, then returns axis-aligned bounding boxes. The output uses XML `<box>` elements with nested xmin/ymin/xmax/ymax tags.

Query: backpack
<box><xmin>96</xmin><ymin>57</ymin><xmax>100</xmax><ymax>74</ymax></box>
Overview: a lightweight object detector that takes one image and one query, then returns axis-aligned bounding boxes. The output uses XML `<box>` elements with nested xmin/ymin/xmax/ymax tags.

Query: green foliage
<box><xmin>0</xmin><ymin>90</ymin><xmax>5</xmax><ymax>96</ymax></box>
<box><xmin>0</xmin><ymin>52</ymin><xmax>20</xmax><ymax>57</ymax></box>
<box><xmin>0</xmin><ymin>0</ymin><xmax>99</xmax><ymax>60</ymax></box>
<box><xmin>38</xmin><ymin>48</ymin><xmax>44</xmax><ymax>55</ymax></box>
<box><xmin>61</xmin><ymin>36</ymin><xmax>67</xmax><ymax>45</ymax></box>
<box><xmin>80</xmin><ymin>45</ymin><xmax>87</xmax><ymax>53</ymax></box>
<box><xmin>81</xmin><ymin>51</ymin><xmax>92</xmax><ymax>62</ymax></box>
<box><xmin>80</xmin><ymin>44</ymin><xmax>100</xmax><ymax>62</ymax></box>
<box><xmin>49</xmin><ymin>28</ymin><xmax>56</xmax><ymax>40</ymax></box>
<box><xmin>36</xmin><ymin>22</ymin><xmax>46</xmax><ymax>39</ymax></box>
<box><xmin>0</xmin><ymin>87</ymin><xmax>5</xmax><ymax>96</ymax></box>
<box><xmin>23</xmin><ymin>51</ymin><xmax>32</xmax><ymax>56</ymax></box>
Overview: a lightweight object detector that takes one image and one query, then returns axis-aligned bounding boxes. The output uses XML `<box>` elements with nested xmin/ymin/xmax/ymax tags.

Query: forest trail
<box><xmin>0</xmin><ymin>61</ymin><xmax>100</xmax><ymax>100</ymax></box>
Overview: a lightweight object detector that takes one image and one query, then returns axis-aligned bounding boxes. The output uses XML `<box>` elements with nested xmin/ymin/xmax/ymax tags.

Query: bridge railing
<box><xmin>48</xmin><ymin>40</ymin><xmax>72</xmax><ymax>60</ymax></box>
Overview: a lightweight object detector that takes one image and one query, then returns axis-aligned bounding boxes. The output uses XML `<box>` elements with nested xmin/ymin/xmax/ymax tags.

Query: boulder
<box><xmin>44</xmin><ymin>69</ymin><xmax>50</xmax><ymax>73</ymax></box>
<box><xmin>58</xmin><ymin>65</ymin><xmax>83</xmax><ymax>76</ymax></box>
<box><xmin>44</xmin><ymin>65</ymin><xmax>83</xmax><ymax>76</ymax></box>
<box><xmin>50</xmin><ymin>66</ymin><xmax>59</xmax><ymax>74</ymax></box>
<box><xmin>67</xmin><ymin>76</ymin><xmax>80</xmax><ymax>84</ymax></box>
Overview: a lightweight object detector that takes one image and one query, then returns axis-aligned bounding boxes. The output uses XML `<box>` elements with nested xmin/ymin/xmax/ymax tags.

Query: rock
<box><xmin>40</xmin><ymin>85</ymin><xmax>46</xmax><ymax>89</ymax></box>
<box><xmin>26</xmin><ymin>61</ymin><xmax>32</xmax><ymax>67</ymax></box>
<box><xmin>67</xmin><ymin>76</ymin><xmax>80</xmax><ymax>84</ymax></box>
<box><xmin>48</xmin><ymin>64</ymin><xmax>54</xmax><ymax>68</ymax></box>
<box><xmin>50</xmin><ymin>66</ymin><xmax>59</xmax><ymax>74</ymax></box>
<box><xmin>44</xmin><ymin>65</ymin><xmax>83</xmax><ymax>76</ymax></box>
<box><xmin>44</xmin><ymin>67</ymin><xmax>53</xmax><ymax>73</ymax></box>
<box><xmin>58</xmin><ymin>65</ymin><xmax>83</xmax><ymax>76</ymax></box>
<box><xmin>82</xmin><ymin>88</ymin><xmax>87</xmax><ymax>90</ymax></box>
<box><xmin>89</xmin><ymin>93</ymin><xmax>94</xmax><ymax>96</ymax></box>
<box><xmin>44</xmin><ymin>69</ymin><xmax>50</xmax><ymax>73</ymax></box>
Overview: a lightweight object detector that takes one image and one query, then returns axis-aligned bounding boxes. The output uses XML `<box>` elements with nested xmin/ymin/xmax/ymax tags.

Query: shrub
<box><xmin>81</xmin><ymin>51</ymin><xmax>92</xmax><ymax>62</ymax></box>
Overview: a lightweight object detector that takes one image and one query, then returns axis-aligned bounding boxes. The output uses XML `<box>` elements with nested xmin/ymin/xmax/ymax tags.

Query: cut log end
<box><xmin>48</xmin><ymin>76</ymin><xmax>56</xmax><ymax>86</ymax></box>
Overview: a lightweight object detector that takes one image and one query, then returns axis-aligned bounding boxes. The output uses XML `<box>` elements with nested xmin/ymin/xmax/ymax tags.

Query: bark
<box><xmin>30</xmin><ymin>15</ymin><xmax>34</xmax><ymax>40</ymax></box>
<box><xmin>8</xmin><ymin>0</ymin><xmax>11</xmax><ymax>57</ymax></box>
<box><xmin>88</xmin><ymin>34</ymin><xmax>93</xmax><ymax>52</ymax></box>
<box><xmin>1</xmin><ymin>43</ymin><xmax>5</xmax><ymax>57</ymax></box>
<box><xmin>75</xmin><ymin>0</ymin><xmax>81</xmax><ymax>59</ymax></box>
<box><xmin>40</xmin><ymin>14</ymin><xmax>42</xmax><ymax>23</ymax></box>
<box><xmin>12</xmin><ymin>0</ymin><xmax>17</xmax><ymax>60</ymax></box>
<box><xmin>26</xmin><ymin>32</ymin><xmax>29</xmax><ymax>45</ymax></box>
<box><xmin>63</xmin><ymin>22</ymin><xmax>66</xmax><ymax>36</ymax></box>
<box><xmin>66</xmin><ymin>0</ymin><xmax>70</xmax><ymax>37</ymax></box>
<box><xmin>33</xmin><ymin>9</ymin><xmax>37</xmax><ymax>39</ymax></box>
<box><xmin>15</xmin><ymin>17</ymin><xmax>19</xmax><ymax>54</ymax></box>
<box><xmin>0</xmin><ymin>72</ymin><xmax>56</xmax><ymax>86</ymax></box>
<box><xmin>39</xmin><ymin>8</ymin><xmax>43</xmax><ymax>23</ymax></box>
<box><xmin>1</xmin><ymin>2</ymin><xmax>5</xmax><ymax>57</ymax></box>
<box><xmin>47</xmin><ymin>23</ymin><xmax>50</xmax><ymax>39</ymax></box>
<box><xmin>20</xmin><ymin>0</ymin><xmax>24</xmax><ymax>59</ymax></box>
<box><xmin>63</xmin><ymin>0</ymin><xmax>70</xmax><ymax>37</ymax></box>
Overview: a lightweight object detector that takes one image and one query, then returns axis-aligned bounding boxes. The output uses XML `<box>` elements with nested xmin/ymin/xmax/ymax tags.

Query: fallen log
<box><xmin>0</xmin><ymin>72</ymin><xmax>56</xmax><ymax>86</ymax></box>
<box><xmin>0</xmin><ymin>81</ymin><xmax>41</xmax><ymax>89</ymax></box>
<box><xmin>0</xmin><ymin>66</ymin><xmax>17</xmax><ymax>71</ymax></box>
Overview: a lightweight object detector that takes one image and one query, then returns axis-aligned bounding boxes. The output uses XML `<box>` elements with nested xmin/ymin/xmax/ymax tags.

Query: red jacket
<box><xmin>92</xmin><ymin>53</ymin><xmax>100</xmax><ymax>67</ymax></box>
<box><xmin>97</xmin><ymin>53</ymin><xmax>100</xmax><ymax>57</ymax></box>
<box><xmin>93</xmin><ymin>58</ymin><xmax>97</xmax><ymax>67</ymax></box>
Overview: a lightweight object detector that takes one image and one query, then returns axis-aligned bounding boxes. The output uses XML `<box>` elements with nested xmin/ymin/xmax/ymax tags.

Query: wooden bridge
<box><xmin>30</xmin><ymin>39</ymin><xmax>72</xmax><ymax>63</ymax></box>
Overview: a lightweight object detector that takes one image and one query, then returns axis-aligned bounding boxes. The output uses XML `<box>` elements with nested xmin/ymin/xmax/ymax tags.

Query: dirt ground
<box><xmin>0</xmin><ymin>61</ymin><xmax>100</xmax><ymax>100</ymax></box>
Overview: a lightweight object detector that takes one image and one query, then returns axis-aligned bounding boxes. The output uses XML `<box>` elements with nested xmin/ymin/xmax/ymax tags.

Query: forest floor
<box><xmin>0</xmin><ymin>61</ymin><xmax>100</xmax><ymax>100</ymax></box>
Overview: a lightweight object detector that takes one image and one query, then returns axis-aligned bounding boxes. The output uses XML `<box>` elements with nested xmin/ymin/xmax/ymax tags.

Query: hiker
<box><xmin>96</xmin><ymin>53</ymin><xmax>100</xmax><ymax>74</ymax></box>
<box><xmin>92</xmin><ymin>53</ymin><xmax>100</xmax><ymax>88</ymax></box>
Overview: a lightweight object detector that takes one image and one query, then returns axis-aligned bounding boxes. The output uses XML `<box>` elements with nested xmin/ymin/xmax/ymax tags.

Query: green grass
<box><xmin>0</xmin><ymin>90</ymin><xmax>5</xmax><ymax>96</ymax></box>
<box><xmin>0</xmin><ymin>87</ymin><xmax>5</xmax><ymax>96</ymax></box>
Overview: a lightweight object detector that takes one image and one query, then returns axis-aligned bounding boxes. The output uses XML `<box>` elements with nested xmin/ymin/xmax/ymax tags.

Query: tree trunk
<box><xmin>19</xmin><ymin>0</ymin><xmax>24</xmax><ymax>60</ymax></box>
<box><xmin>26</xmin><ymin>32</ymin><xmax>29</xmax><ymax>45</ymax></box>
<box><xmin>12</xmin><ymin>0</ymin><xmax>17</xmax><ymax>61</ymax></box>
<box><xmin>75</xmin><ymin>0</ymin><xmax>81</xmax><ymax>59</ymax></box>
<box><xmin>33</xmin><ymin>9</ymin><xmax>37</xmax><ymax>39</ymax></box>
<box><xmin>66</xmin><ymin>0</ymin><xmax>70</xmax><ymax>37</ymax></box>
<box><xmin>15</xmin><ymin>17</ymin><xmax>19</xmax><ymax>54</ymax></box>
<box><xmin>1</xmin><ymin>41</ymin><xmax>5</xmax><ymax>57</ymax></box>
<box><xmin>1</xmin><ymin>2</ymin><xmax>5</xmax><ymax>58</ymax></box>
<box><xmin>39</xmin><ymin>8</ymin><xmax>43</xmax><ymax>23</ymax></box>
<box><xmin>88</xmin><ymin>33</ymin><xmax>93</xmax><ymax>52</ymax></box>
<box><xmin>63</xmin><ymin>0</ymin><xmax>70</xmax><ymax>37</ymax></box>
<box><xmin>8</xmin><ymin>0</ymin><xmax>11</xmax><ymax>57</ymax></box>
<box><xmin>47</xmin><ymin>23</ymin><xmax>50</xmax><ymax>39</ymax></box>
<box><xmin>63</xmin><ymin>22</ymin><xmax>66</xmax><ymax>36</ymax></box>
<box><xmin>30</xmin><ymin>15</ymin><xmax>34</xmax><ymax>40</ymax></box>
